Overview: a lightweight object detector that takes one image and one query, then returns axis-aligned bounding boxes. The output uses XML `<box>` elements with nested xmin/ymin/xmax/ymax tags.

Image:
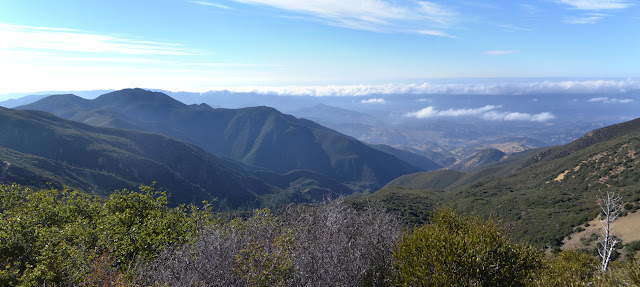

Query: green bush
<box><xmin>0</xmin><ymin>183</ymin><xmax>210</xmax><ymax>286</ymax></box>
<box><xmin>532</xmin><ymin>249</ymin><xmax>598</xmax><ymax>286</ymax></box>
<box><xmin>392</xmin><ymin>207</ymin><xmax>542</xmax><ymax>287</ymax></box>
<box><xmin>626</xmin><ymin>240</ymin><xmax>640</xmax><ymax>261</ymax></box>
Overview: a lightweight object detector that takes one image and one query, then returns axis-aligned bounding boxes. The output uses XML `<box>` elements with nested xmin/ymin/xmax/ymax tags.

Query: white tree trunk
<box><xmin>597</xmin><ymin>191</ymin><xmax>622</xmax><ymax>272</ymax></box>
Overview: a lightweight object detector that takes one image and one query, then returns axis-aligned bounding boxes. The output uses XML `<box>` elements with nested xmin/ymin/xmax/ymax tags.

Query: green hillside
<box><xmin>448</xmin><ymin>148</ymin><xmax>506</xmax><ymax>171</ymax></box>
<box><xmin>350</xmin><ymin>186</ymin><xmax>443</xmax><ymax>226</ymax></box>
<box><xmin>0</xmin><ymin>107</ymin><xmax>279</xmax><ymax>206</ymax></box>
<box><xmin>19</xmin><ymin>88</ymin><xmax>420</xmax><ymax>190</ymax></box>
<box><xmin>385</xmin><ymin>170</ymin><xmax>465</xmax><ymax>190</ymax></box>
<box><xmin>357</xmin><ymin>119</ymin><xmax>640</xmax><ymax>246</ymax></box>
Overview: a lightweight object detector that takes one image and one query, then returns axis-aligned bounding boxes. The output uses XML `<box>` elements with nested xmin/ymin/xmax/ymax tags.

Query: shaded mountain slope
<box><xmin>290</xmin><ymin>104</ymin><xmax>379</xmax><ymax>125</ymax></box>
<box><xmin>19</xmin><ymin>88</ymin><xmax>420</xmax><ymax>190</ymax></box>
<box><xmin>253</xmin><ymin>169</ymin><xmax>355</xmax><ymax>201</ymax></box>
<box><xmin>0</xmin><ymin>107</ymin><xmax>279</xmax><ymax>206</ymax></box>
<box><xmin>368</xmin><ymin>143</ymin><xmax>442</xmax><ymax>171</ymax></box>
<box><xmin>419</xmin><ymin>149</ymin><xmax>457</xmax><ymax>167</ymax></box>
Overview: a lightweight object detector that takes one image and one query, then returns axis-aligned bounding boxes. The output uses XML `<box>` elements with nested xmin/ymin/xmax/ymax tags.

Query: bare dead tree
<box><xmin>597</xmin><ymin>191</ymin><xmax>622</xmax><ymax>272</ymax></box>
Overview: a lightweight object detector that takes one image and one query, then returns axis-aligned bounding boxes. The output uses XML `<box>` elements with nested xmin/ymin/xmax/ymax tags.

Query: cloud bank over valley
<box><xmin>405</xmin><ymin>105</ymin><xmax>556</xmax><ymax>122</ymax></box>
<box><xmin>201</xmin><ymin>79</ymin><xmax>640</xmax><ymax>97</ymax></box>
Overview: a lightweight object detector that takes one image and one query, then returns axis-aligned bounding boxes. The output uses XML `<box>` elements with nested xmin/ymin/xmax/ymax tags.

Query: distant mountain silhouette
<box><xmin>0</xmin><ymin>94</ymin><xmax>49</xmax><ymax>108</ymax></box>
<box><xmin>20</xmin><ymin>88</ymin><xmax>420</xmax><ymax>190</ymax></box>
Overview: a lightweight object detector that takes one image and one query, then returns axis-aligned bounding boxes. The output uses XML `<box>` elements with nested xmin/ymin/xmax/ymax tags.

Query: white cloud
<box><xmin>483</xmin><ymin>50</ymin><xmax>520</xmax><ymax>55</ymax></box>
<box><xmin>588</xmin><ymin>97</ymin><xmax>634</xmax><ymax>103</ymax></box>
<box><xmin>0</xmin><ymin>23</ymin><xmax>198</xmax><ymax>55</ymax></box>
<box><xmin>406</xmin><ymin>105</ymin><xmax>500</xmax><ymax>118</ymax></box>
<box><xmin>482</xmin><ymin>111</ymin><xmax>556</xmax><ymax>122</ymax></box>
<box><xmin>499</xmin><ymin>24</ymin><xmax>533</xmax><ymax>32</ymax></box>
<box><xmin>361</xmin><ymin>98</ymin><xmax>385</xmax><ymax>104</ymax></box>
<box><xmin>564</xmin><ymin>13</ymin><xmax>607</xmax><ymax>24</ymax></box>
<box><xmin>0</xmin><ymin>23</ymin><xmax>283</xmax><ymax>94</ymax></box>
<box><xmin>557</xmin><ymin>0</ymin><xmax>631</xmax><ymax>10</ymax></box>
<box><xmin>189</xmin><ymin>1</ymin><xmax>231</xmax><ymax>9</ymax></box>
<box><xmin>228</xmin><ymin>0</ymin><xmax>457</xmax><ymax>33</ymax></box>
<box><xmin>418</xmin><ymin>30</ymin><xmax>456</xmax><ymax>38</ymax></box>
<box><xmin>405</xmin><ymin>105</ymin><xmax>555</xmax><ymax>122</ymax></box>
<box><xmin>209</xmin><ymin>79</ymin><xmax>640</xmax><ymax>97</ymax></box>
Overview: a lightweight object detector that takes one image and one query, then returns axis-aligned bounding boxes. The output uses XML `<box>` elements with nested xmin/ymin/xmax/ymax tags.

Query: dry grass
<box><xmin>562</xmin><ymin>209</ymin><xmax>640</xmax><ymax>250</ymax></box>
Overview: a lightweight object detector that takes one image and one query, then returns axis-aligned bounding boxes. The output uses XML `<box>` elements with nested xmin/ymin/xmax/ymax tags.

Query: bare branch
<box><xmin>596</xmin><ymin>190</ymin><xmax>622</xmax><ymax>272</ymax></box>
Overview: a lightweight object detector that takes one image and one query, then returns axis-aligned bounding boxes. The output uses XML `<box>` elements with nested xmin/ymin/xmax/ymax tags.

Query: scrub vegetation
<box><xmin>2</xmin><ymin>184</ymin><xmax>639</xmax><ymax>286</ymax></box>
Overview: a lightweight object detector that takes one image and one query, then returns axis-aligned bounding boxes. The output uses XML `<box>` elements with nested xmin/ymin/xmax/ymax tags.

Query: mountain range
<box><xmin>18</xmin><ymin>88</ymin><xmax>422</xmax><ymax>191</ymax></box>
<box><xmin>3</xmin><ymin>87</ymin><xmax>640</xmax><ymax>248</ymax></box>
<box><xmin>0</xmin><ymin>107</ymin><xmax>275</xmax><ymax>206</ymax></box>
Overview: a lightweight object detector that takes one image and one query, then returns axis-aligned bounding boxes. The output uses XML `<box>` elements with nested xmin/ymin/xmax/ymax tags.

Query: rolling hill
<box><xmin>448</xmin><ymin>148</ymin><xmax>507</xmax><ymax>171</ymax></box>
<box><xmin>19</xmin><ymin>88</ymin><xmax>420</xmax><ymax>190</ymax></box>
<box><xmin>0</xmin><ymin>107</ymin><xmax>284</xmax><ymax>207</ymax></box>
<box><xmin>354</xmin><ymin>118</ymin><xmax>640</xmax><ymax>246</ymax></box>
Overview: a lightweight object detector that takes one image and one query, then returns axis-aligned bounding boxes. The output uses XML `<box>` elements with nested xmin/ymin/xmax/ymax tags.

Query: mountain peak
<box><xmin>94</xmin><ymin>88</ymin><xmax>185</xmax><ymax>108</ymax></box>
<box><xmin>33</xmin><ymin>93</ymin><xmax>86</xmax><ymax>103</ymax></box>
<box><xmin>16</xmin><ymin>94</ymin><xmax>91</xmax><ymax>113</ymax></box>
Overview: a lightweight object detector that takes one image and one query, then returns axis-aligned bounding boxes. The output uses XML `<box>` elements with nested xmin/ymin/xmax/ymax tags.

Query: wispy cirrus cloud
<box><xmin>418</xmin><ymin>30</ymin><xmax>456</xmax><ymax>38</ymax></box>
<box><xmin>483</xmin><ymin>50</ymin><xmax>520</xmax><ymax>56</ymax></box>
<box><xmin>564</xmin><ymin>13</ymin><xmax>608</xmax><ymax>24</ymax></box>
<box><xmin>189</xmin><ymin>0</ymin><xmax>231</xmax><ymax>9</ymax></box>
<box><xmin>557</xmin><ymin>0</ymin><xmax>631</xmax><ymax>10</ymax></box>
<box><xmin>227</xmin><ymin>0</ymin><xmax>458</xmax><ymax>34</ymax></box>
<box><xmin>0</xmin><ymin>22</ymin><xmax>285</xmax><ymax>94</ymax></box>
<box><xmin>0</xmin><ymin>23</ymin><xmax>199</xmax><ymax>55</ymax></box>
<box><xmin>588</xmin><ymin>97</ymin><xmax>633</xmax><ymax>103</ymax></box>
<box><xmin>405</xmin><ymin>105</ymin><xmax>555</xmax><ymax>122</ymax></box>
<box><xmin>499</xmin><ymin>24</ymin><xmax>533</xmax><ymax>32</ymax></box>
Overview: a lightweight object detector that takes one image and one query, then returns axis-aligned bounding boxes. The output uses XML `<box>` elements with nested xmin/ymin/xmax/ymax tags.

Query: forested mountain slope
<box><xmin>20</xmin><ymin>88</ymin><xmax>420</xmax><ymax>190</ymax></box>
<box><xmin>356</xmin><ymin>119</ymin><xmax>640</xmax><ymax>246</ymax></box>
<box><xmin>0</xmin><ymin>107</ymin><xmax>279</xmax><ymax>206</ymax></box>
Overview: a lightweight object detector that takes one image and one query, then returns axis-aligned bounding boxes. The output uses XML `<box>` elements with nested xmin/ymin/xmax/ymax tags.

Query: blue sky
<box><xmin>1</xmin><ymin>0</ymin><xmax>639</xmax><ymax>95</ymax></box>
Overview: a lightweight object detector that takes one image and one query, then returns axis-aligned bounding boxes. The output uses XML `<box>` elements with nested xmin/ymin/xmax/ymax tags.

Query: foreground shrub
<box><xmin>532</xmin><ymin>249</ymin><xmax>598</xmax><ymax>286</ymax></box>
<box><xmin>0</xmin><ymin>184</ymin><xmax>207</xmax><ymax>286</ymax></box>
<box><xmin>596</xmin><ymin>254</ymin><xmax>640</xmax><ymax>286</ymax></box>
<box><xmin>393</xmin><ymin>207</ymin><xmax>542</xmax><ymax>287</ymax></box>
<box><xmin>138</xmin><ymin>199</ymin><xmax>402</xmax><ymax>286</ymax></box>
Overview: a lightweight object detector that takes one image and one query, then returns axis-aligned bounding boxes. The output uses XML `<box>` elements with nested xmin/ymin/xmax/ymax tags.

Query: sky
<box><xmin>1</xmin><ymin>0</ymin><xmax>639</xmax><ymax>95</ymax></box>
